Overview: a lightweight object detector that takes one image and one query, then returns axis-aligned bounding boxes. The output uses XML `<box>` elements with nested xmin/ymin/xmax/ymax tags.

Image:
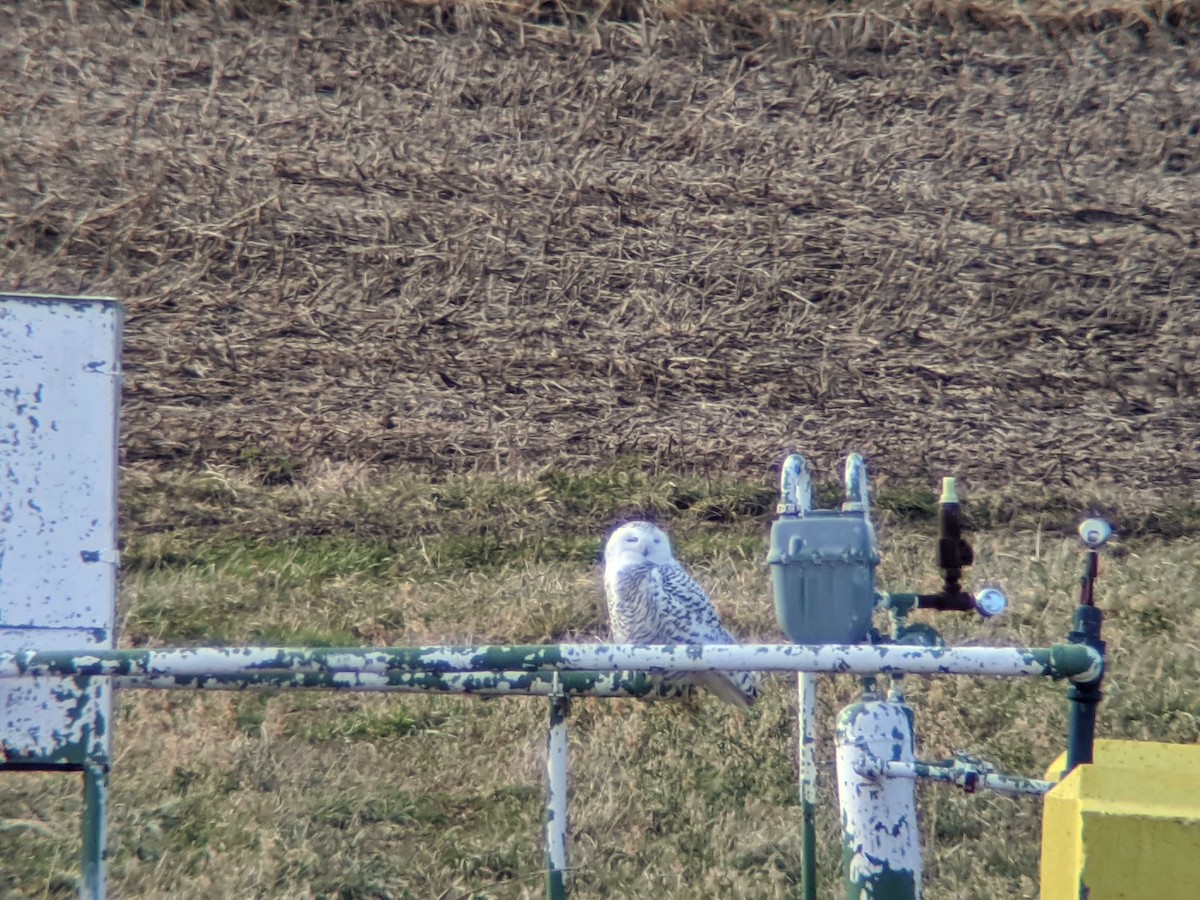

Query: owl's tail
<box><xmin>700</xmin><ymin>670</ymin><xmax>761</xmax><ymax>710</ymax></box>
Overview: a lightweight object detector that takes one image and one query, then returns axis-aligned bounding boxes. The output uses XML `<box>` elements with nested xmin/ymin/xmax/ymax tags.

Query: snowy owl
<box><xmin>603</xmin><ymin>521</ymin><xmax>760</xmax><ymax>709</ymax></box>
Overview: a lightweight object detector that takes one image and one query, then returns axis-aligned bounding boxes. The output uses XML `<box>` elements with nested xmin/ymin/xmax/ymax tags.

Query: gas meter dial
<box><xmin>1078</xmin><ymin>518</ymin><xmax>1112</xmax><ymax>550</ymax></box>
<box><xmin>974</xmin><ymin>587</ymin><xmax>1007</xmax><ymax>618</ymax></box>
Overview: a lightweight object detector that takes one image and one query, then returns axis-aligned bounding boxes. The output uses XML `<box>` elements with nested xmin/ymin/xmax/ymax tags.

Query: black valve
<box><xmin>937</xmin><ymin>476</ymin><xmax>974</xmax><ymax>597</ymax></box>
<box><xmin>918</xmin><ymin>477</ymin><xmax>977</xmax><ymax>612</ymax></box>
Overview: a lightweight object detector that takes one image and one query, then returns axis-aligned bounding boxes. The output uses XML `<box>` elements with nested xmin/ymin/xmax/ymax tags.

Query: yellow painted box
<box><xmin>1041</xmin><ymin>740</ymin><xmax>1200</xmax><ymax>899</ymax></box>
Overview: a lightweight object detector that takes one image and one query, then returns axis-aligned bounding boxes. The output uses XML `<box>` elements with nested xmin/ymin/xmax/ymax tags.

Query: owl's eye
<box><xmin>624</xmin><ymin>535</ymin><xmax>639</xmax><ymax>542</ymax></box>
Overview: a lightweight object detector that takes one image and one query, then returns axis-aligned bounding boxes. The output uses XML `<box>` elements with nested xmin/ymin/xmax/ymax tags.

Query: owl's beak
<box><xmin>642</xmin><ymin>546</ymin><xmax>650</xmax><ymax>558</ymax></box>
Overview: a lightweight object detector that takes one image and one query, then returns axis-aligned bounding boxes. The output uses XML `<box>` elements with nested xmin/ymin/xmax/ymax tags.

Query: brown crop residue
<box><xmin>3</xmin><ymin>2</ymin><xmax>1198</xmax><ymax>500</ymax></box>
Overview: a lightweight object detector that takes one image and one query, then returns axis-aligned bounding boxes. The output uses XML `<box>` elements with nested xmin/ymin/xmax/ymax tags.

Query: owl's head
<box><xmin>604</xmin><ymin>520</ymin><xmax>674</xmax><ymax>568</ymax></box>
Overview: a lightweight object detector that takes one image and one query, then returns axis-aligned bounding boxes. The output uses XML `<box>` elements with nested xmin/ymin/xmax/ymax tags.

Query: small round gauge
<box><xmin>974</xmin><ymin>587</ymin><xmax>1007</xmax><ymax>618</ymax></box>
<box><xmin>1078</xmin><ymin>518</ymin><xmax>1113</xmax><ymax>549</ymax></box>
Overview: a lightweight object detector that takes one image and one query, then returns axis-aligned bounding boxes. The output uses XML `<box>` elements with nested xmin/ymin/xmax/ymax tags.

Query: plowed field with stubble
<box><xmin>3</xmin><ymin>1</ymin><xmax>1199</xmax><ymax>511</ymax></box>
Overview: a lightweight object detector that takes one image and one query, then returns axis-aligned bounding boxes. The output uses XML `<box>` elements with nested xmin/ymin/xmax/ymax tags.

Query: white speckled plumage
<box><xmin>603</xmin><ymin>521</ymin><xmax>760</xmax><ymax>709</ymax></box>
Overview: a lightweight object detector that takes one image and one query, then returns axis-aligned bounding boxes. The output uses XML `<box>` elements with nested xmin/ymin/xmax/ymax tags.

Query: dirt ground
<box><xmin>3</xmin><ymin>1</ymin><xmax>1199</xmax><ymax>503</ymax></box>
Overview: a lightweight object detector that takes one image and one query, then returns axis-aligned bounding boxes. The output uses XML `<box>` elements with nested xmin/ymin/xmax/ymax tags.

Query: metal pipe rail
<box><xmin>852</xmin><ymin>755</ymin><xmax>1055</xmax><ymax>796</ymax></box>
<box><xmin>110</xmin><ymin>669</ymin><xmax>687</xmax><ymax>697</ymax></box>
<box><xmin>0</xmin><ymin>641</ymin><xmax>1103</xmax><ymax>682</ymax></box>
<box><xmin>0</xmin><ymin>642</ymin><xmax>1099</xmax><ymax>900</ymax></box>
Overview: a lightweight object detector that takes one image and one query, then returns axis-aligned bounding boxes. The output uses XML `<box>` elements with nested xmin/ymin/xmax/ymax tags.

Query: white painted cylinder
<box><xmin>836</xmin><ymin>697</ymin><xmax>921</xmax><ymax>899</ymax></box>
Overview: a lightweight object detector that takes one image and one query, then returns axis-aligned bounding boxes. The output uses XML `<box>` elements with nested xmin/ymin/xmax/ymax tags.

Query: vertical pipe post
<box><xmin>545</xmin><ymin>690</ymin><xmax>570</xmax><ymax>900</ymax></box>
<box><xmin>1066</xmin><ymin>548</ymin><xmax>1105</xmax><ymax>771</ymax></box>
<box><xmin>81</xmin><ymin>761</ymin><xmax>108</xmax><ymax>900</ymax></box>
<box><xmin>836</xmin><ymin>694</ymin><xmax>921</xmax><ymax>900</ymax></box>
<box><xmin>797</xmin><ymin>672</ymin><xmax>819</xmax><ymax>900</ymax></box>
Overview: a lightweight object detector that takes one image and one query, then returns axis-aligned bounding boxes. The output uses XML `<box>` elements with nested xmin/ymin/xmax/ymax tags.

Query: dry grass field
<box><xmin>2</xmin><ymin>0</ymin><xmax>1200</xmax><ymax>897</ymax></box>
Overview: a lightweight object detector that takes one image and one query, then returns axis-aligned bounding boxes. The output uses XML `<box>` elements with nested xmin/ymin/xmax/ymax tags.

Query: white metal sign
<box><xmin>0</xmin><ymin>294</ymin><xmax>121</xmax><ymax>766</ymax></box>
